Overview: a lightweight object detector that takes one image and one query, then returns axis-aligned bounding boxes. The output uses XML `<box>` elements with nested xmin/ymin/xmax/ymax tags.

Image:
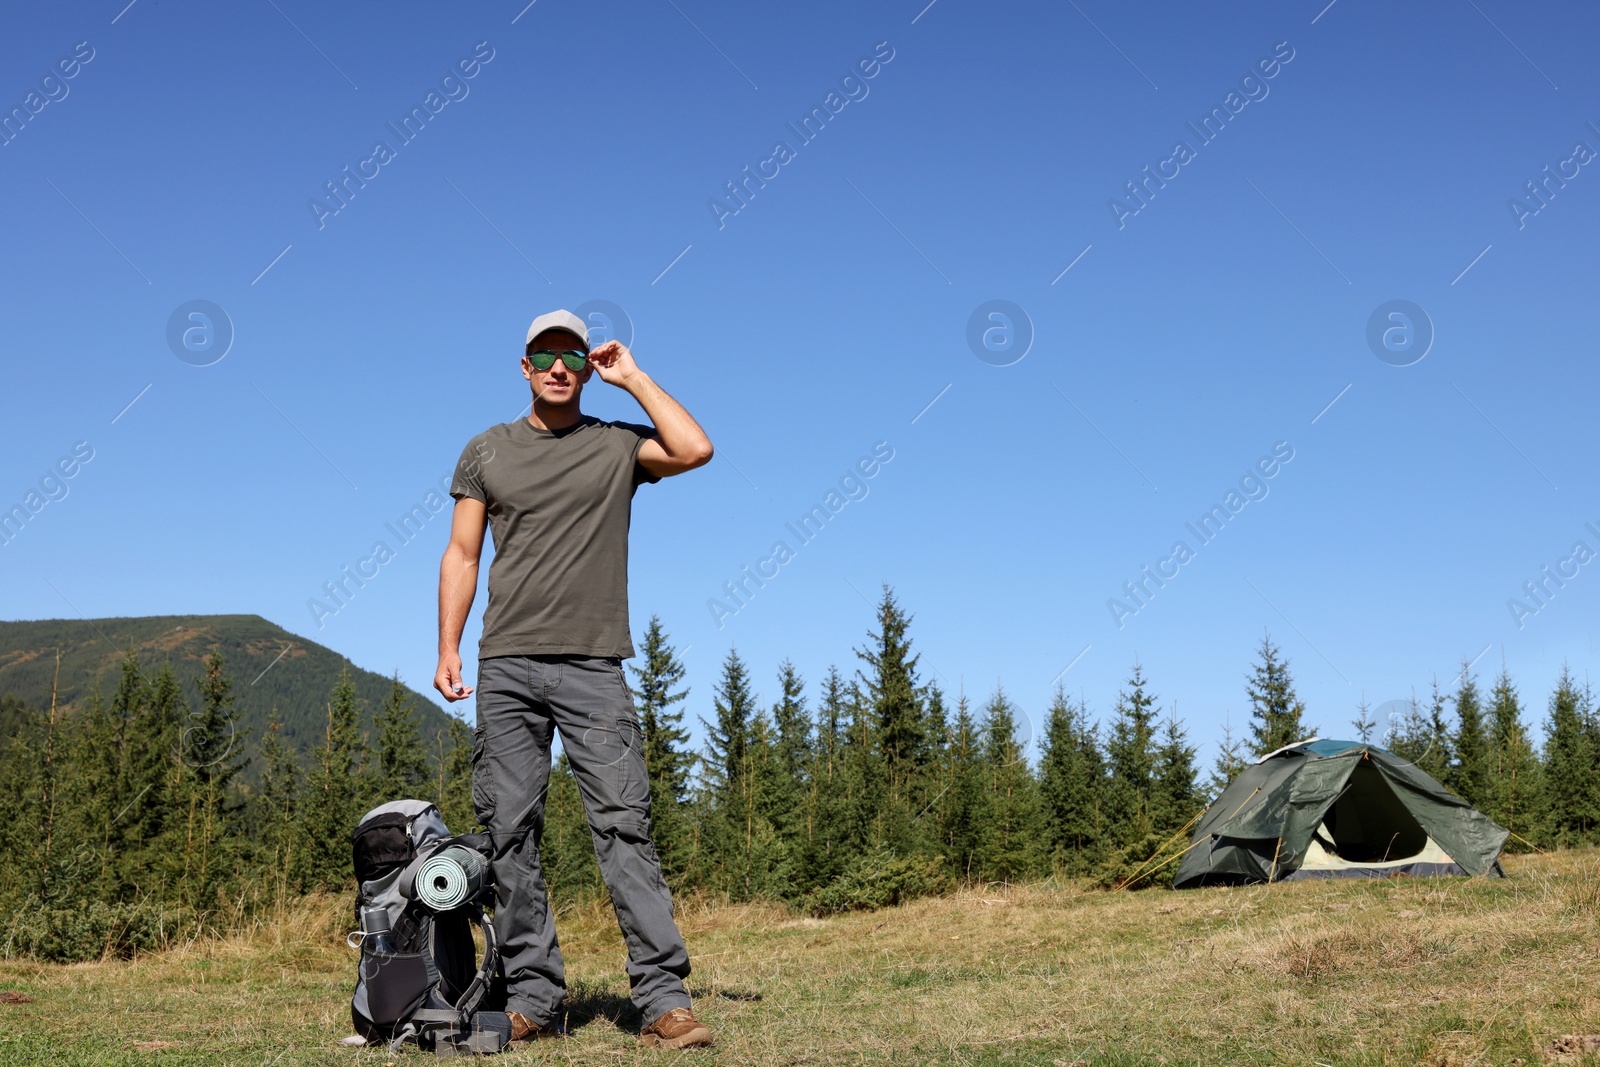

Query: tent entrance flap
<box><xmin>1320</xmin><ymin>759</ymin><xmax>1428</xmax><ymax>863</ymax></box>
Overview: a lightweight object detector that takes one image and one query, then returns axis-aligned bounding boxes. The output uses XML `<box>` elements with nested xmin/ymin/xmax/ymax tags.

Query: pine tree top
<box><xmin>1244</xmin><ymin>633</ymin><xmax>1313</xmax><ymax>756</ymax></box>
<box><xmin>633</xmin><ymin>615</ymin><xmax>689</xmax><ymax>713</ymax></box>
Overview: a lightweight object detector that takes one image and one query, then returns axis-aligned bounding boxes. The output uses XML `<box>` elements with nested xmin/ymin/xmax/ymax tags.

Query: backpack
<box><xmin>349</xmin><ymin>799</ymin><xmax>509</xmax><ymax>1055</ymax></box>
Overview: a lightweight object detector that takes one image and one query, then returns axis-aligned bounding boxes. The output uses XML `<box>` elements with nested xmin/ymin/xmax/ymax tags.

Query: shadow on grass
<box><xmin>561</xmin><ymin>979</ymin><xmax>638</xmax><ymax>1034</ymax></box>
<box><xmin>701</xmin><ymin>987</ymin><xmax>763</xmax><ymax>1002</ymax></box>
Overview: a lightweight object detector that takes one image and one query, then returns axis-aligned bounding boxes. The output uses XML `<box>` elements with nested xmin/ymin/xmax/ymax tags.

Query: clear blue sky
<box><xmin>4</xmin><ymin>0</ymin><xmax>1598</xmax><ymax>765</ymax></box>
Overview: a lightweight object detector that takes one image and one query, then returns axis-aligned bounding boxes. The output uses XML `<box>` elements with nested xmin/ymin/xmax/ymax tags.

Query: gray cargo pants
<box><xmin>472</xmin><ymin>654</ymin><xmax>691</xmax><ymax>1028</ymax></box>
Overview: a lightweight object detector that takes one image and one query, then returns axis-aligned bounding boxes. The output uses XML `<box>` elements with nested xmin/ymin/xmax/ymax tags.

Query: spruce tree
<box><xmin>1207</xmin><ymin>714</ymin><xmax>1248</xmax><ymax>798</ymax></box>
<box><xmin>1478</xmin><ymin>671</ymin><xmax>1542</xmax><ymax>844</ymax></box>
<box><xmin>1151</xmin><ymin>706</ymin><xmax>1201</xmax><ymax>837</ymax></box>
<box><xmin>370</xmin><ymin>675</ymin><xmax>431</xmax><ymax>804</ymax></box>
<box><xmin>913</xmin><ymin>681</ymin><xmax>953</xmax><ymax>851</ymax></box>
<box><xmin>295</xmin><ymin>671</ymin><xmax>367</xmax><ymax>889</ymax></box>
<box><xmin>180</xmin><ymin>652</ymin><xmax>249</xmax><ymax>907</ymax></box>
<box><xmin>1450</xmin><ymin>663</ymin><xmax>1490</xmax><ymax>807</ymax></box>
<box><xmin>1038</xmin><ymin>686</ymin><xmax>1105</xmax><ymax>873</ymax></box>
<box><xmin>1352</xmin><ymin>697</ymin><xmax>1376</xmax><ymax>744</ymax></box>
<box><xmin>770</xmin><ymin>660</ymin><xmax>811</xmax><ymax>839</ymax></box>
<box><xmin>1544</xmin><ymin>666</ymin><xmax>1599</xmax><ymax>845</ymax></box>
<box><xmin>976</xmin><ymin>687</ymin><xmax>1043</xmax><ymax>883</ymax></box>
<box><xmin>839</xmin><ymin>679</ymin><xmax>889</xmax><ymax>853</ymax></box>
<box><xmin>125</xmin><ymin>661</ymin><xmax>185</xmax><ymax>891</ymax></box>
<box><xmin>701</xmin><ymin>648</ymin><xmax>755</xmax><ymax>808</ymax></box>
<box><xmin>628</xmin><ymin>616</ymin><xmax>694</xmax><ymax>883</ymax></box>
<box><xmin>1414</xmin><ymin>679</ymin><xmax>1454</xmax><ymax>784</ymax></box>
<box><xmin>434</xmin><ymin>717</ymin><xmax>476</xmax><ymax>833</ymax></box>
<box><xmin>1387</xmin><ymin>693</ymin><xmax>1432</xmax><ymax>766</ymax></box>
<box><xmin>1104</xmin><ymin>662</ymin><xmax>1159</xmax><ymax>847</ymax></box>
<box><xmin>739</xmin><ymin>706</ymin><xmax>794</xmax><ymax>899</ymax></box>
<box><xmin>256</xmin><ymin>708</ymin><xmax>298</xmax><ymax>892</ymax></box>
<box><xmin>30</xmin><ymin>661</ymin><xmax>147</xmax><ymax>908</ymax></box>
<box><xmin>935</xmin><ymin>691</ymin><xmax>987</xmax><ymax>880</ymax></box>
<box><xmin>815</xmin><ymin>666</ymin><xmax>848</xmax><ymax>764</ymax></box>
<box><xmin>847</xmin><ymin>585</ymin><xmax>935</xmax><ymax>863</ymax></box>
<box><xmin>1485</xmin><ymin>667</ymin><xmax>1544</xmax><ymax>845</ymax></box>
<box><xmin>184</xmin><ymin>653</ymin><xmax>248</xmax><ymax>785</ymax></box>
<box><xmin>1244</xmin><ymin>634</ymin><xmax>1313</xmax><ymax>756</ymax></box>
<box><xmin>0</xmin><ymin>698</ymin><xmax>45</xmax><ymax>904</ymax></box>
<box><xmin>631</xmin><ymin>616</ymin><xmax>693</xmax><ymax>802</ymax></box>
<box><xmin>923</xmin><ymin>682</ymin><xmax>950</xmax><ymax>776</ymax></box>
<box><xmin>699</xmin><ymin>648</ymin><xmax>789</xmax><ymax>899</ymax></box>
<box><xmin>855</xmin><ymin>585</ymin><xmax>928</xmax><ymax>798</ymax></box>
<box><xmin>37</xmin><ymin>665</ymin><xmax>65</xmax><ymax>885</ymax></box>
<box><xmin>62</xmin><ymin>686</ymin><xmax>116</xmax><ymax>903</ymax></box>
<box><xmin>89</xmin><ymin>653</ymin><xmax>150</xmax><ymax>897</ymax></box>
<box><xmin>796</xmin><ymin>666</ymin><xmax>851</xmax><ymax>892</ymax></box>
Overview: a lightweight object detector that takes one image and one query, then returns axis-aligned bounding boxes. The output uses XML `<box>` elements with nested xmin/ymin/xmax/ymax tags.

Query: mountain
<box><xmin>0</xmin><ymin>614</ymin><xmax>458</xmax><ymax>769</ymax></box>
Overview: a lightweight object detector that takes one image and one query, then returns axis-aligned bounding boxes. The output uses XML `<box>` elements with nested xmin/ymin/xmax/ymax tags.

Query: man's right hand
<box><xmin>435</xmin><ymin>653</ymin><xmax>474</xmax><ymax>701</ymax></box>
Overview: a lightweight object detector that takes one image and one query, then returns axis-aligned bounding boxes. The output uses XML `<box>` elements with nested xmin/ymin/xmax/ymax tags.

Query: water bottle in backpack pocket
<box><xmin>348</xmin><ymin>799</ymin><xmax>511</xmax><ymax>1055</ymax></box>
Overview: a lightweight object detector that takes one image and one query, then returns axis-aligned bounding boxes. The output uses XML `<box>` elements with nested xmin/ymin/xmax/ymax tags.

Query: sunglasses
<box><xmin>526</xmin><ymin>349</ymin><xmax>589</xmax><ymax>372</ymax></box>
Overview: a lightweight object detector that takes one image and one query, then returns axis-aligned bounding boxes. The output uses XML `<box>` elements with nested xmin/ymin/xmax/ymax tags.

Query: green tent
<box><xmin>1173</xmin><ymin>739</ymin><xmax>1508</xmax><ymax>888</ymax></box>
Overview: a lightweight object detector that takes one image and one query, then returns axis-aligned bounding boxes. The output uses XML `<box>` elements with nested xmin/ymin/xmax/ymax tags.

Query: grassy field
<box><xmin>1</xmin><ymin>849</ymin><xmax>1597</xmax><ymax>1066</ymax></box>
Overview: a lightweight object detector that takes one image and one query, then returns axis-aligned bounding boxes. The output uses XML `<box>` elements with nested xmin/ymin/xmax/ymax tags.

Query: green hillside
<box><xmin>0</xmin><ymin>614</ymin><xmax>457</xmax><ymax>770</ymax></box>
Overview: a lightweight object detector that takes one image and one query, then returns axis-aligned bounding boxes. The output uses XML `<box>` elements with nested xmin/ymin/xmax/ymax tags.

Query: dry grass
<box><xmin>0</xmin><ymin>849</ymin><xmax>1597</xmax><ymax>1065</ymax></box>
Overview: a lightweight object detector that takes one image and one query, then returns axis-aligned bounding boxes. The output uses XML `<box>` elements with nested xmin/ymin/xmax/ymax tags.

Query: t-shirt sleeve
<box><xmin>614</xmin><ymin>421</ymin><xmax>662</xmax><ymax>487</ymax></box>
<box><xmin>450</xmin><ymin>434</ymin><xmax>493</xmax><ymax>502</ymax></box>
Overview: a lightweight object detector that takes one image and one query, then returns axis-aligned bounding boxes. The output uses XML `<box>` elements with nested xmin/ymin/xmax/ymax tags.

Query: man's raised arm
<box><xmin>586</xmin><ymin>340</ymin><xmax>713</xmax><ymax>478</ymax></box>
<box><xmin>435</xmin><ymin>495</ymin><xmax>487</xmax><ymax>701</ymax></box>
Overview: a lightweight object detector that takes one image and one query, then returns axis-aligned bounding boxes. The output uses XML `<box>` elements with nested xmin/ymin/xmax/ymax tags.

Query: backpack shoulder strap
<box><xmin>456</xmin><ymin>906</ymin><xmax>499</xmax><ymax>1019</ymax></box>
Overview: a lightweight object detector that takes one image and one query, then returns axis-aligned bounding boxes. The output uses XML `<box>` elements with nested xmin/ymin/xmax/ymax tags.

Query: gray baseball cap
<box><xmin>526</xmin><ymin>309</ymin><xmax>589</xmax><ymax>350</ymax></box>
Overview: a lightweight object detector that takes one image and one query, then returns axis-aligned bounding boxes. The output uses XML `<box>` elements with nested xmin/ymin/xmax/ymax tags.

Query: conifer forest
<box><xmin>1</xmin><ymin>586</ymin><xmax>1593</xmax><ymax>962</ymax></box>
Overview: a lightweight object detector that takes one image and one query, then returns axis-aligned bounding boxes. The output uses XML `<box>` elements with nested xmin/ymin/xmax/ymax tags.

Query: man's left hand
<box><xmin>587</xmin><ymin>340</ymin><xmax>640</xmax><ymax>386</ymax></box>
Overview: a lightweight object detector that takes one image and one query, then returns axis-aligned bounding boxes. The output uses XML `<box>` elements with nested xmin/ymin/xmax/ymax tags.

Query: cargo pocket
<box><xmin>360</xmin><ymin>946</ymin><xmax>431</xmax><ymax>1027</ymax></box>
<box><xmin>470</xmin><ymin>724</ymin><xmax>496</xmax><ymax>826</ymax></box>
<box><xmin>616</xmin><ymin>716</ymin><xmax>650</xmax><ymax>813</ymax></box>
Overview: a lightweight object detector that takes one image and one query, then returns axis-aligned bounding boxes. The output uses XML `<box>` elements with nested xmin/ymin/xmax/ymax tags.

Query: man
<box><xmin>435</xmin><ymin>309</ymin><xmax>714</xmax><ymax>1049</ymax></box>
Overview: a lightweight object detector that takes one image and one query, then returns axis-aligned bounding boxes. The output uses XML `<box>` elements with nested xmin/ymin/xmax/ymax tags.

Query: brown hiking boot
<box><xmin>639</xmin><ymin>1007</ymin><xmax>713</xmax><ymax>1049</ymax></box>
<box><xmin>507</xmin><ymin>1011</ymin><xmax>566</xmax><ymax>1042</ymax></box>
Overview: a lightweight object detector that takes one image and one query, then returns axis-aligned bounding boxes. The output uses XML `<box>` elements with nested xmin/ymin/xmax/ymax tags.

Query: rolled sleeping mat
<box><xmin>414</xmin><ymin>845</ymin><xmax>490</xmax><ymax>911</ymax></box>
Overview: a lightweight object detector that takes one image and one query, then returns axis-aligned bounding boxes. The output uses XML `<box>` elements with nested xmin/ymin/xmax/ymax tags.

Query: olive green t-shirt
<box><xmin>450</xmin><ymin>415</ymin><xmax>659</xmax><ymax>660</ymax></box>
